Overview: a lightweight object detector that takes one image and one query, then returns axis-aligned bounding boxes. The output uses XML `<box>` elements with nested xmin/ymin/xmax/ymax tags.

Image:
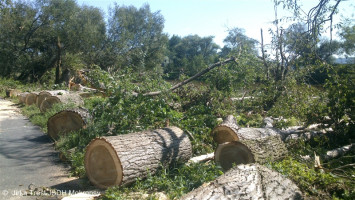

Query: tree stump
<box><xmin>18</xmin><ymin>92</ymin><xmax>30</xmax><ymax>104</ymax></box>
<box><xmin>85</xmin><ymin>127</ymin><xmax>192</xmax><ymax>189</ymax></box>
<box><xmin>25</xmin><ymin>92</ymin><xmax>39</xmax><ymax>106</ymax></box>
<box><xmin>47</xmin><ymin>108</ymin><xmax>90</xmax><ymax>141</ymax></box>
<box><xmin>39</xmin><ymin>92</ymin><xmax>83</xmax><ymax>112</ymax></box>
<box><xmin>212</xmin><ymin>115</ymin><xmax>287</xmax><ymax>170</ymax></box>
<box><xmin>181</xmin><ymin>164</ymin><xmax>303</xmax><ymax>200</ymax></box>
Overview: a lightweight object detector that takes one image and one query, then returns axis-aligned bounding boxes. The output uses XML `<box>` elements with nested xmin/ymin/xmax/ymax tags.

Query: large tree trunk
<box><xmin>181</xmin><ymin>164</ymin><xmax>303</xmax><ymax>200</ymax></box>
<box><xmin>25</xmin><ymin>92</ymin><xmax>39</xmax><ymax>106</ymax></box>
<box><xmin>84</xmin><ymin>127</ymin><xmax>192</xmax><ymax>189</ymax></box>
<box><xmin>47</xmin><ymin>108</ymin><xmax>90</xmax><ymax>141</ymax></box>
<box><xmin>39</xmin><ymin>92</ymin><xmax>83</xmax><ymax>112</ymax></box>
<box><xmin>212</xmin><ymin>115</ymin><xmax>287</xmax><ymax>171</ymax></box>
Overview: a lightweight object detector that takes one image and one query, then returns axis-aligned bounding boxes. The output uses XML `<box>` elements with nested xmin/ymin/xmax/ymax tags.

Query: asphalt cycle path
<box><xmin>0</xmin><ymin>98</ymin><xmax>89</xmax><ymax>200</ymax></box>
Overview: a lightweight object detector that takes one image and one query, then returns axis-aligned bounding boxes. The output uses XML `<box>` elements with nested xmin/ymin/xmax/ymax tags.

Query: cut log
<box><xmin>215</xmin><ymin>139</ymin><xmax>287</xmax><ymax>171</ymax></box>
<box><xmin>25</xmin><ymin>92</ymin><xmax>39</xmax><ymax>106</ymax></box>
<box><xmin>211</xmin><ymin>115</ymin><xmax>282</xmax><ymax>144</ymax></box>
<box><xmin>181</xmin><ymin>164</ymin><xmax>303</xmax><ymax>200</ymax></box>
<box><xmin>36</xmin><ymin>90</ymin><xmax>70</xmax><ymax>108</ymax></box>
<box><xmin>212</xmin><ymin>115</ymin><xmax>288</xmax><ymax>171</ymax></box>
<box><xmin>18</xmin><ymin>92</ymin><xmax>30</xmax><ymax>104</ymax></box>
<box><xmin>39</xmin><ymin>92</ymin><xmax>83</xmax><ymax>112</ymax></box>
<box><xmin>47</xmin><ymin>108</ymin><xmax>90</xmax><ymax>141</ymax></box>
<box><xmin>85</xmin><ymin>127</ymin><xmax>192</xmax><ymax>189</ymax></box>
<box><xmin>5</xmin><ymin>89</ymin><xmax>20</xmax><ymax>98</ymax></box>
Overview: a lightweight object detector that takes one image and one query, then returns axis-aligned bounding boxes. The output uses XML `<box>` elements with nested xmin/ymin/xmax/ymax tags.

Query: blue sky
<box><xmin>77</xmin><ymin>0</ymin><xmax>354</xmax><ymax>47</ymax></box>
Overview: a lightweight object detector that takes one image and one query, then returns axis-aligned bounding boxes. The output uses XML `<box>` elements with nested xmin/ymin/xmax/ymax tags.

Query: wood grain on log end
<box><xmin>25</xmin><ymin>92</ymin><xmax>39</xmax><ymax>106</ymax></box>
<box><xmin>85</xmin><ymin>138</ymin><xmax>123</xmax><ymax>189</ymax></box>
<box><xmin>211</xmin><ymin>115</ymin><xmax>239</xmax><ymax>144</ymax></box>
<box><xmin>18</xmin><ymin>92</ymin><xmax>29</xmax><ymax>104</ymax></box>
<box><xmin>85</xmin><ymin>127</ymin><xmax>192</xmax><ymax>189</ymax></box>
<box><xmin>47</xmin><ymin>108</ymin><xmax>90</xmax><ymax>141</ymax></box>
<box><xmin>215</xmin><ymin>141</ymin><xmax>255</xmax><ymax>171</ymax></box>
<box><xmin>36</xmin><ymin>91</ymin><xmax>52</xmax><ymax>108</ymax></box>
<box><xmin>40</xmin><ymin>96</ymin><xmax>61</xmax><ymax>112</ymax></box>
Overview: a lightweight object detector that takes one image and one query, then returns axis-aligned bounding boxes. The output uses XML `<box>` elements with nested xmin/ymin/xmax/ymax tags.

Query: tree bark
<box><xmin>39</xmin><ymin>92</ymin><xmax>83</xmax><ymax>112</ymax></box>
<box><xmin>84</xmin><ymin>127</ymin><xmax>192</xmax><ymax>189</ymax></box>
<box><xmin>212</xmin><ymin>115</ymin><xmax>288</xmax><ymax>170</ymax></box>
<box><xmin>181</xmin><ymin>164</ymin><xmax>303</xmax><ymax>200</ymax></box>
<box><xmin>36</xmin><ymin>90</ymin><xmax>69</xmax><ymax>108</ymax></box>
<box><xmin>18</xmin><ymin>92</ymin><xmax>30</xmax><ymax>104</ymax></box>
<box><xmin>47</xmin><ymin>108</ymin><xmax>90</xmax><ymax>141</ymax></box>
<box><xmin>55</xmin><ymin>36</ymin><xmax>62</xmax><ymax>84</ymax></box>
<box><xmin>25</xmin><ymin>92</ymin><xmax>39</xmax><ymax>106</ymax></box>
<box><xmin>215</xmin><ymin>139</ymin><xmax>287</xmax><ymax>171</ymax></box>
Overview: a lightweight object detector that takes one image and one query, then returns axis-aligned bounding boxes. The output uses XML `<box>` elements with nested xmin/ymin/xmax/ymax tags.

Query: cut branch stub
<box><xmin>25</xmin><ymin>92</ymin><xmax>39</xmax><ymax>106</ymax></box>
<box><xmin>181</xmin><ymin>164</ymin><xmax>303</xmax><ymax>200</ymax></box>
<box><xmin>47</xmin><ymin>108</ymin><xmax>90</xmax><ymax>141</ymax></box>
<box><xmin>85</xmin><ymin>127</ymin><xmax>192</xmax><ymax>189</ymax></box>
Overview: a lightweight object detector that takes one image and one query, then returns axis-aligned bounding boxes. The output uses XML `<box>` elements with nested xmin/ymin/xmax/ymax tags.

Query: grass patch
<box><xmin>102</xmin><ymin>162</ymin><xmax>223</xmax><ymax>200</ymax></box>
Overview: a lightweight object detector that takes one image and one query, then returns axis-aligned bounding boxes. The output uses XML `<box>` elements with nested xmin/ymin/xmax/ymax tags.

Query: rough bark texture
<box><xmin>85</xmin><ymin>127</ymin><xmax>192</xmax><ymax>189</ymax></box>
<box><xmin>212</xmin><ymin>115</ymin><xmax>288</xmax><ymax>170</ymax></box>
<box><xmin>324</xmin><ymin>143</ymin><xmax>355</xmax><ymax>161</ymax></box>
<box><xmin>39</xmin><ymin>92</ymin><xmax>83</xmax><ymax>112</ymax></box>
<box><xmin>47</xmin><ymin>108</ymin><xmax>90</xmax><ymax>141</ymax></box>
<box><xmin>181</xmin><ymin>164</ymin><xmax>303</xmax><ymax>200</ymax></box>
<box><xmin>215</xmin><ymin>139</ymin><xmax>287</xmax><ymax>171</ymax></box>
<box><xmin>211</xmin><ymin>115</ymin><xmax>283</xmax><ymax>144</ymax></box>
<box><xmin>25</xmin><ymin>92</ymin><xmax>39</xmax><ymax>106</ymax></box>
<box><xmin>18</xmin><ymin>92</ymin><xmax>30</xmax><ymax>104</ymax></box>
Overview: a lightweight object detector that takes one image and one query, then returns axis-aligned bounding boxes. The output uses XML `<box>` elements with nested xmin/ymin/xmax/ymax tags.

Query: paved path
<box><xmin>0</xmin><ymin>98</ymin><xmax>89</xmax><ymax>200</ymax></box>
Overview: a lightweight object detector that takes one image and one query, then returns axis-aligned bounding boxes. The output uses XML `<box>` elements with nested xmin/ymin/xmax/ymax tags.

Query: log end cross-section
<box><xmin>85</xmin><ymin>127</ymin><xmax>192</xmax><ymax>189</ymax></box>
<box><xmin>47</xmin><ymin>108</ymin><xmax>90</xmax><ymax>141</ymax></box>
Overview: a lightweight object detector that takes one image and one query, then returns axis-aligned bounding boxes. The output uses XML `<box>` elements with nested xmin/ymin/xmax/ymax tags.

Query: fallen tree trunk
<box><xmin>25</xmin><ymin>92</ymin><xmax>39</xmax><ymax>106</ymax></box>
<box><xmin>85</xmin><ymin>127</ymin><xmax>192</xmax><ymax>189</ymax></box>
<box><xmin>47</xmin><ymin>108</ymin><xmax>90</xmax><ymax>141</ymax></box>
<box><xmin>36</xmin><ymin>90</ymin><xmax>69</xmax><ymax>108</ymax></box>
<box><xmin>39</xmin><ymin>92</ymin><xmax>83</xmax><ymax>112</ymax></box>
<box><xmin>215</xmin><ymin>139</ymin><xmax>287</xmax><ymax>171</ymax></box>
<box><xmin>211</xmin><ymin>115</ymin><xmax>283</xmax><ymax>143</ymax></box>
<box><xmin>324</xmin><ymin>143</ymin><xmax>355</xmax><ymax>161</ymax></box>
<box><xmin>181</xmin><ymin>163</ymin><xmax>303</xmax><ymax>200</ymax></box>
<box><xmin>18</xmin><ymin>92</ymin><xmax>30</xmax><ymax>104</ymax></box>
<box><xmin>132</xmin><ymin>57</ymin><xmax>236</xmax><ymax>97</ymax></box>
<box><xmin>212</xmin><ymin>115</ymin><xmax>287</xmax><ymax>170</ymax></box>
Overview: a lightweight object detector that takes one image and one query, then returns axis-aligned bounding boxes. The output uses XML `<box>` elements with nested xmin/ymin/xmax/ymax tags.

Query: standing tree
<box><xmin>107</xmin><ymin>3</ymin><xmax>168</xmax><ymax>74</ymax></box>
